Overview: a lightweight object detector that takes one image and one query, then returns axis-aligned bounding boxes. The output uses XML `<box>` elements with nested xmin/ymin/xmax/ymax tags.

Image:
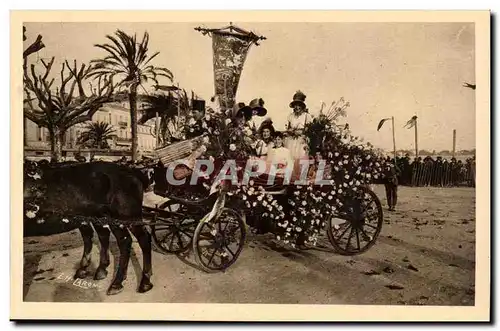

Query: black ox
<box><xmin>23</xmin><ymin>161</ymin><xmax>153</xmax><ymax>295</ymax></box>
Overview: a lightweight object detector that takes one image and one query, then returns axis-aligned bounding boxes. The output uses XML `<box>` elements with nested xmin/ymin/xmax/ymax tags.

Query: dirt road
<box><xmin>22</xmin><ymin>185</ymin><xmax>475</xmax><ymax>305</ymax></box>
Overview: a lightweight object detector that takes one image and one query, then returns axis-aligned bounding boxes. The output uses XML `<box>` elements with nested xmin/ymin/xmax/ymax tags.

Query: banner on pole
<box><xmin>377</xmin><ymin>117</ymin><xmax>391</xmax><ymax>131</ymax></box>
<box><xmin>404</xmin><ymin>115</ymin><xmax>418</xmax><ymax>129</ymax></box>
<box><xmin>195</xmin><ymin>24</ymin><xmax>265</xmax><ymax>112</ymax></box>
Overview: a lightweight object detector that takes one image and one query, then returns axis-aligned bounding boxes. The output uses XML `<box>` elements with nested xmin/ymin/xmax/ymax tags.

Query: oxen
<box><xmin>23</xmin><ymin>161</ymin><xmax>153</xmax><ymax>295</ymax></box>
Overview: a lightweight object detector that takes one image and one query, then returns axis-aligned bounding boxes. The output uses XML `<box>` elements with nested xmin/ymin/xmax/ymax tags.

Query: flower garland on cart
<box><xmin>189</xmin><ymin>98</ymin><xmax>385</xmax><ymax>248</ymax></box>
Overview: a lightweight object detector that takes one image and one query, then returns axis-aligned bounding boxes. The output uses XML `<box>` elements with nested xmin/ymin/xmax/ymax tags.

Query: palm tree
<box><xmin>89</xmin><ymin>29</ymin><xmax>173</xmax><ymax>161</ymax></box>
<box><xmin>77</xmin><ymin>121</ymin><xmax>116</xmax><ymax>150</ymax></box>
<box><xmin>138</xmin><ymin>88</ymin><xmax>191</xmax><ymax>145</ymax></box>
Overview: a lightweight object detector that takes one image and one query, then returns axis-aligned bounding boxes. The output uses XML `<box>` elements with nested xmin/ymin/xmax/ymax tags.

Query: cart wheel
<box><xmin>326</xmin><ymin>186</ymin><xmax>383</xmax><ymax>255</ymax></box>
<box><xmin>151</xmin><ymin>200</ymin><xmax>197</xmax><ymax>254</ymax></box>
<box><xmin>193</xmin><ymin>208</ymin><xmax>246</xmax><ymax>273</ymax></box>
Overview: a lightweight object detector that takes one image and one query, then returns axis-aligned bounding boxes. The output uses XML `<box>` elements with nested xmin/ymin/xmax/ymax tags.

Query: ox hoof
<box><xmin>74</xmin><ymin>268</ymin><xmax>88</xmax><ymax>279</ymax></box>
<box><xmin>138</xmin><ymin>278</ymin><xmax>153</xmax><ymax>293</ymax></box>
<box><xmin>106</xmin><ymin>284</ymin><xmax>124</xmax><ymax>295</ymax></box>
<box><xmin>94</xmin><ymin>267</ymin><xmax>108</xmax><ymax>280</ymax></box>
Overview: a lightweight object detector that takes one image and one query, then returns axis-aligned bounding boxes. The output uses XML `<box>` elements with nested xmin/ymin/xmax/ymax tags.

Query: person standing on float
<box><xmin>284</xmin><ymin>91</ymin><xmax>313</xmax><ymax>181</ymax></box>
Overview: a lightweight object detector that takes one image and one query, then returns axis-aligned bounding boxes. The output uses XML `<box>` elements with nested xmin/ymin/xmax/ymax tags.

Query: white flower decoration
<box><xmin>202</xmin><ymin>136</ymin><xmax>210</xmax><ymax>144</ymax></box>
<box><xmin>229</xmin><ymin>144</ymin><xmax>236</xmax><ymax>151</ymax></box>
<box><xmin>62</xmin><ymin>218</ymin><xmax>70</xmax><ymax>223</ymax></box>
<box><xmin>205</xmin><ymin>114</ymin><xmax>211</xmax><ymax>121</ymax></box>
<box><xmin>25</xmin><ymin>211</ymin><xmax>36</xmax><ymax>219</ymax></box>
<box><xmin>36</xmin><ymin>218</ymin><xmax>45</xmax><ymax>224</ymax></box>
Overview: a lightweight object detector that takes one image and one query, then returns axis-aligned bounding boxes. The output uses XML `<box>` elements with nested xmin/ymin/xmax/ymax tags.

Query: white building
<box><xmin>24</xmin><ymin>100</ymin><xmax>158</xmax><ymax>153</ymax></box>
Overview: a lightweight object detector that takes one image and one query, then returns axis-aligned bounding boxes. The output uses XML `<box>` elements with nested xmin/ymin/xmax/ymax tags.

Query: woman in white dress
<box><xmin>284</xmin><ymin>90</ymin><xmax>313</xmax><ymax>160</ymax></box>
<box><xmin>254</xmin><ymin>118</ymin><xmax>275</xmax><ymax>158</ymax></box>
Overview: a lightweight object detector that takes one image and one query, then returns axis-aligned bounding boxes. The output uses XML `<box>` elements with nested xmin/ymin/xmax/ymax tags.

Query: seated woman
<box><xmin>266</xmin><ymin>131</ymin><xmax>294</xmax><ymax>179</ymax></box>
<box><xmin>254</xmin><ymin>118</ymin><xmax>275</xmax><ymax>158</ymax></box>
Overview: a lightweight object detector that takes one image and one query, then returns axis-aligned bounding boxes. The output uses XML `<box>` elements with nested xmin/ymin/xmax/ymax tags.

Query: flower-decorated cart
<box><xmin>145</xmin><ymin>97</ymin><xmax>385</xmax><ymax>273</ymax></box>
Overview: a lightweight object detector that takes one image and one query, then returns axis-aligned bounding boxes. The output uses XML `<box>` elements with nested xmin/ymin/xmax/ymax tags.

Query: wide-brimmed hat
<box><xmin>289</xmin><ymin>90</ymin><xmax>307</xmax><ymax>109</ymax></box>
<box><xmin>191</xmin><ymin>99</ymin><xmax>205</xmax><ymax>112</ymax></box>
<box><xmin>258</xmin><ymin>118</ymin><xmax>275</xmax><ymax>136</ymax></box>
<box><xmin>248</xmin><ymin>98</ymin><xmax>267</xmax><ymax>117</ymax></box>
<box><xmin>232</xmin><ymin>102</ymin><xmax>252</xmax><ymax>120</ymax></box>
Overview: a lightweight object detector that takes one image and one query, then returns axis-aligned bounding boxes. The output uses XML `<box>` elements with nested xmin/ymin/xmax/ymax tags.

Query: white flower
<box><xmin>25</xmin><ymin>211</ymin><xmax>36</xmax><ymax>219</ymax></box>
<box><xmin>344</xmin><ymin>174</ymin><xmax>350</xmax><ymax>180</ymax></box>
<box><xmin>188</xmin><ymin>118</ymin><xmax>196</xmax><ymax>125</ymax></box>
<box><xmin>262</xmin><ymin>200</ymin><xmax>268</xmax><ymax>207</ymax></box>
<box><xmin>36</xmin><ymin>218</ymin><xmax>45</xmax><ymax>224</ymax></box>
<box><xmin>294</xmin><ymin>191</ymin><xmax>300</xmax><ymax>196</ymax></box>
<box><xmin>335</xmin><ymin>152</ymin><xmax>339</xmax><ymax>157</ymax></box>
<box><xmin>366</xmin><ymin>155</ymin><xmax>371</xmax><ymax>160</ymax></box>
<box><xmin>202</xmin><ymin>136</ymin><xmax>210</xmax><ymax>144</ymax></box>
<box><xmin>199</xmin><ymin>145</ymin><xmax>207</xmax><ymax>153</ymax></box>
<box><xmin>277</xmin><ymin>235</ymin><xmax>281</xmax><ymax>241</ymax></box>
<box><xmin>257</xmin><ymin>195</ymin><xmax>263</xmax><ymax>201</ymax></box>
<box><xmin>244</xmin><ymin>127</ymin><xmax>252</xmax><ymax>136</ymax></box>
<box><xmin>343</xmin><ymin>183</ymin><xmax>348</xmax><ymax>187</ymax></box>
<box><xmin>355</xmin><ymin>180</ymin><xmax>361</xmax><ymax>186</ymax></box>
<box><xmin>202</xmin><ymin>122</ymin><xmax>208</xmax><ymax>129</ymax></box>
<box><xmin>328</xmin><ymin>195</ymin><xmax>333</xmax><ymax>200</ymax></box>
<box><xmin>242</xmin><ymin>195</ymin><xmax>247</xmax><ymax>201</ymax></box>
<box><xmin>225</xmin><ymin>118</ymin><xmax>232</xmax><ymax>125</ymax></box>
<box><xmin>366</xmin><ymin>173</ymin><xmax>371</xmax><ymax>179</ymax></box>
<box><xmin>349</xmin><ymin>181</ymin><xmax>354</xmax><ymax>186</ymax></box>
<box><xmin>334</xmin><ymin>166</ymin><xmax>339</xmax><ymax>171</ymax></box>
<box><xmin>296</xmin><ymin>227</ymin><xmax>302</xmax><ymax>232</ymax></box>
<box><xmin>252</xmin><ymin>202</ymin><xmax>257</xmax><ymax>207</ymax></box>
<box><xmin>205</xmin><ymin>114</ymin><xmax>211</xmax><ymax>121</ymax></box>
<box><xmin>338</xmin><ymin>188</ymin><xmax>343</xmax><ymax>194</ymax></box>
<box><xmin>343</xmin><ymin>160</ymin><xmax>349</xmax><ymax>164</ymax></box>
<box><xmin>229</xmin><ymin>144</ymin><xmax>236</xmax><ymax>151</ymax></box>
<box><xmin>249</xmin><ymin>180</ymin><xmax>255</xmax><ymax>186</ymax></box>
<box><xmin>62</xmin><ymin>218</ymin><xmax>70</xmax><ymax>223</ymax></box>
<box><xmin>302</xmin><ymin>201</ymin><xmax>307</xmax><ymax>206</ymax></box>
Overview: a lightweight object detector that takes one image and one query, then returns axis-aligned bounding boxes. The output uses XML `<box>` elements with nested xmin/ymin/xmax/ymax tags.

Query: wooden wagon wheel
<box><xmin>192</xmin><ymin>207</ymin><xmax>246</xmax><ymax>273</ymax></box>
<box><xmin>150</xmin><ymin>200</ymin><xmax>198</xmax><ymax>254</ymax></box>
<box><xmin>326</xmin><ymin>186</ymin><xmax>383</xmax><ymax>255</ymax></box>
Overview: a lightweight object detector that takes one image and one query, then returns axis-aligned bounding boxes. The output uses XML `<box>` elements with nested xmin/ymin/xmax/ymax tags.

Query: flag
<box><xmin>196</xmin><ymin>24</ymin><xmax>265</xmax><ymax>112</ymax></box>
<box><xmin>377</xmin><ymin>118</ymin><xmax>391</xmax><ymax>131</ymax></box>
<box><xmin>404</xmin><ymin>115</ymin><xmax>418</xmax><ymax>129</ymax></box>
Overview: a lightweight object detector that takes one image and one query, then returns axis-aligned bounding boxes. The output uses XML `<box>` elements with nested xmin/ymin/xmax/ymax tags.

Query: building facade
<box><xmin>24</xmin><ymin>101</ymin><xmax>158</xmax><ymax>153</ymax></box>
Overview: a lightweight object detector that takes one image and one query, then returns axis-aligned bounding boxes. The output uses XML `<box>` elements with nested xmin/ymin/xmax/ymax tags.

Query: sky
<box><xmin>24</xmin><ymin>22</ymin><xmax>476</xmax><ymax>152</ymax></box>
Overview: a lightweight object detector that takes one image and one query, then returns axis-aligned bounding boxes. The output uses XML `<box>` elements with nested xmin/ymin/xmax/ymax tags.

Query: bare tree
<box><xmin>23</xmin><ymin>57</ymin><xmax>115</xmax><ymax>162</ymax></box>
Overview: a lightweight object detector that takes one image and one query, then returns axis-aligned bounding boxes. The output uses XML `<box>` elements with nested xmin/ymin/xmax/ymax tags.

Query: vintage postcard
<box><xmin>11</xmin><ymin>10</ymin><xmax>490</xmax><ymax>321</ymax></box>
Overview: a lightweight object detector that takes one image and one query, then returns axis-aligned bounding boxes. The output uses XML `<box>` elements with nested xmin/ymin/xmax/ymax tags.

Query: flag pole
<box><xmin>452</xmin><ymin>129</ymin><xmax>456</xmax><ymax>158</ymax></box>
<box><xmin>391</xmin><ymin>116</ymin><xmax>397</xmax><ymax>163</ymax></box>
<box><xmin>414</xmin><ymin>117</ymin><xmax>419</xmax><ymax>158</ymax></box>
